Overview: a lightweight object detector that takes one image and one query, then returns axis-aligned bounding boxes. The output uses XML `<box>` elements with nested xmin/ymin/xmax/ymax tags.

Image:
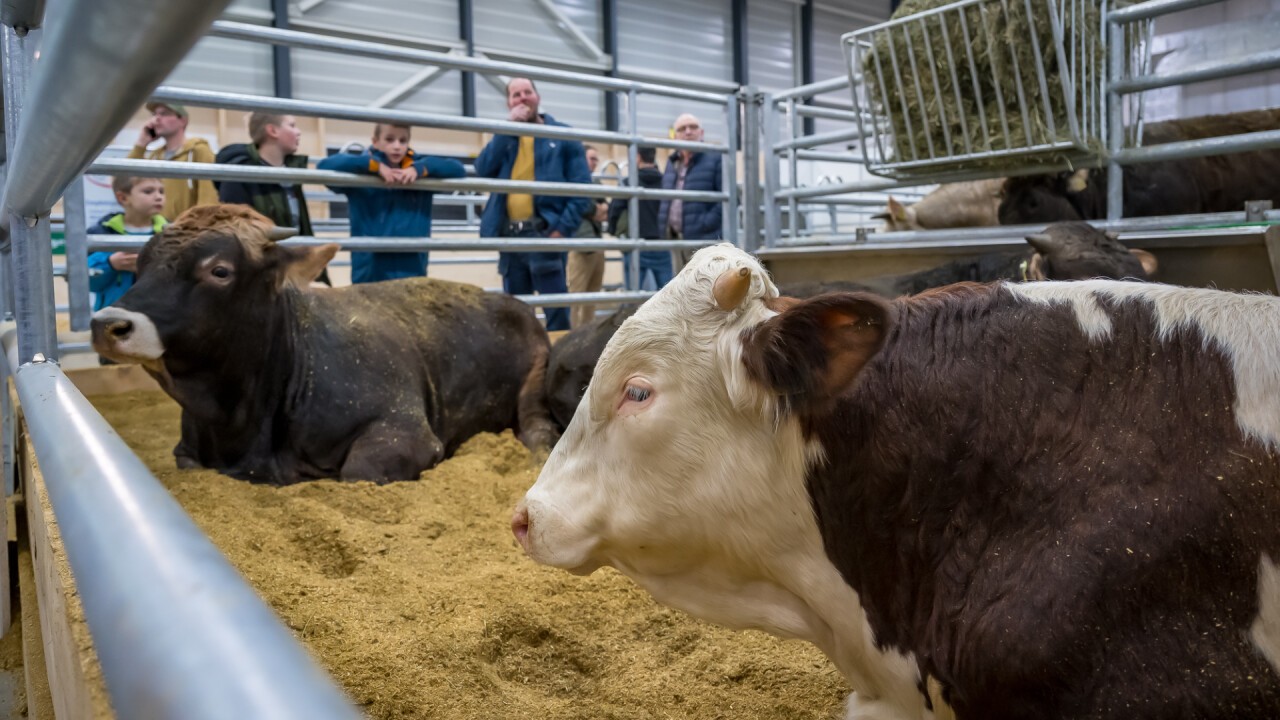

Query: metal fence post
<box><xmin>723</xmin><ymin>90</ymin><xmax>740</xmax><ymax>249</ymax></box>
<box><xmin>63</xmin><ymin>175</ymin><xmax>91</xmax><ymax>332</ymax></box>
<box><xmin>626</xmin><ymin>88</ymin><xmax>641</xmax><ymax>291</ymax></box>
<box><xmin>739</xmin><ymin>86</ymin><xmax>760</xmax><ymax>252</ymax></box>
<box><xmin>1106</xmin><ymin>11</ymin><xmax>1124</xmax><ymax>221</ymax></box>
<box><xmin>3</xmin><ymin>23</ymin><xmax>57</xmax><ymax>364</ymax></box>
<box><xmin>761</xmin><ymin>93</ymin><xmax>781</xmax><ymax>248</ymax></box>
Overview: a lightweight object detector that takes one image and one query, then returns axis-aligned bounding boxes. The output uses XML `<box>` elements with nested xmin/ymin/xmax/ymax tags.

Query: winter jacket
<box><xmin>608</xmin><ymin>165</ymin><xmax>663</xmax><ymax>240</ymax></box>
<box><xmin>88</xmin><ymin>213</ymin><xmax>166</xmax><ymax>311</ymax></box>
<box><xmin>214</xmin><ymin>143</ymin><xmax>313</xmax><ymax>236</ymax></box>
<box><xmin>316</xmin><ymin>147</ymin><xmax>466</xmax><ymax>284</ymax></box>
<box><xmin>475</xmin><ymin>113</ymin><xmax>593</xmax><ymax>274</ymax></box>
<box><xmin>128</xmin><ymin>136</ymin><xmax>218</xmax><ymax>220</ymax></box>
<box><xmin>656</xmin><ymin>151</ymin><xmax>722</xmax><ymax>240</ymax></box>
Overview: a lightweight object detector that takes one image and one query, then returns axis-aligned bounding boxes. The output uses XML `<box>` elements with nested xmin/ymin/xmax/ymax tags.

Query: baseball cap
<box><xmin>145</xmin><ymin>102</ymin><xmax>188</xmax><ymax>119</ymax></box>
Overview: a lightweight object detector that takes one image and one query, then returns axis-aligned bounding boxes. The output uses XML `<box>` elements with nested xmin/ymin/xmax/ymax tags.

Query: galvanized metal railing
<box><xmin>0</xmin><ymin>0</ymin><xmax>366</xmax><ymax>717</ymax></box>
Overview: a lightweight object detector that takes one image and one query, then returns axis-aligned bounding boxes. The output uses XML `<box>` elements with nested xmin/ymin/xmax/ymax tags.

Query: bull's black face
<box><xmin>547</xmin><ymin>361</ymin><xmax>593</xmax><ymax>430</ymax></box>
<box><xmin>1026</xmin><ymin>222</ymin><xmax>1150</xmax><ymax>281</ymax></box>
<box><xmin>91</xmin><ymin>233</ymin><xmax>287</xmax><ymax>374</ymax></box>
<box><xmin>998</xmin><ymin>176</ymin><xmax>1086</xmax><ymax>225</ymax></box>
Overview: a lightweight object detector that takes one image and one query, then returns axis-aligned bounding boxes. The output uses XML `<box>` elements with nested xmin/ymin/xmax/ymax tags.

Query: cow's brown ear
<box><xmin>280</xmin><ymin>243</ymin><xmax>339</xmax><ymax>287</ymax></box>
<box><xmin>1130</xmin><ymin>248</ymin><xmax>1158</xmax><ymax>277</ymax></box>
<box><xmin>887</xmin><ymin>196</ymin><xmax>908</xmax><ymax>222</ymax></box>
<box><xmin>742</xmin><ymin>292</ymin><xmax>891</xmax><ymax>415</ymax></box>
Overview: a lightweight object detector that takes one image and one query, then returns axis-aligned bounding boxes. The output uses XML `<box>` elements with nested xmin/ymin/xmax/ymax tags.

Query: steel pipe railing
<box><xmin>208</xmin><ymin>20</ymin><xmax>729</xmax><ymax>105</ymax></box>
<box><xmin>12</xmin><ymin>357</ymin><xmax>363</xmax><ymax>720</ymax></box>
<box><xmin>88</xmin><ymin>236</ymin><xmax>716</xmax><ymax>253</ymax></box>
<box><xmin>149</xmin><ymin>87</ymin><xmax>728</xmax><ymax>155</ymax></box>
<box><xmin>515</xmin><ymin>290</ymin><xmax>652</xmax><ymax>307</ymax></box>
<box><xmin>772</xmin><ymin>75</ymin><xmax>851</xmax><ymax>101</ymax></box>
<box><xmin>1109</xmin><ymin>0</ymin><xmax>1222</xmax><ymax>23</ymax></box>
<box><xmin>87</xmin><ymin>159</ymin><xmax>728</xmax><ymax>203</ymax></box>
<box><xmin>1109</xmin><ymin>48</ymin><xmax>1280</xmax><ymax>95</ymax></box>
<box><xmin>776</xmin><ymin>210</ymin><xmax>1280</xmax><ymax>248</ymax></box>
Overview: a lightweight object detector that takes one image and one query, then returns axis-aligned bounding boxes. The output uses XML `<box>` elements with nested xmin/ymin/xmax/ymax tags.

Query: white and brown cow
<box><xmin>513</xmin><ymin>243</ymin><xmax>1280</xmax><ymax>719</ymax></box>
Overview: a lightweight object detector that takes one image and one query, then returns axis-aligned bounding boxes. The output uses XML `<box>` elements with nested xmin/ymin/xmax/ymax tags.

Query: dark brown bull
<box><xmin>91</xmin><ymin>205</ymin><xmax>556</xmax><ymax>484</ymax></box>
<box><xmin>999</xmin><ymin>108</ymin><xmax>1280</xmax><ymax>224</ymax></box>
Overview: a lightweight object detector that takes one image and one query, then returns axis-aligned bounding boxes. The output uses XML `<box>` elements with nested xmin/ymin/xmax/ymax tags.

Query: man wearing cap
<box><xmin>129</xmin><ymin>102</ymin><xmax>218</xmax><ymax>220</ymax></box>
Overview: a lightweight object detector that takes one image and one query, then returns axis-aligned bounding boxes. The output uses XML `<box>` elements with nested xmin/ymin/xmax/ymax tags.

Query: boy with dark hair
<box><xmin>316</xmin><ymin>123</ymin><xmax>466</xmax><ymax>284</ymax></box>
<box><xmin>88</xmin><ymin>176</ymin><xmax>167</xmax><ymax>311</ymax></box>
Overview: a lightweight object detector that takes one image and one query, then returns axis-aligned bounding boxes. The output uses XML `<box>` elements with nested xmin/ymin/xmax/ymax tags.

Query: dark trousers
<box><xmin>499</xmin><ymin>222</ymin><xmax>569</xmax><ymax>331</ymax></box>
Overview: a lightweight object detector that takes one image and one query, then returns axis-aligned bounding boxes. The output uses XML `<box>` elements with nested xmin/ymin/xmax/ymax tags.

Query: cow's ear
<box><xmin>742</xmin><ymin>293</ymin><xmax>891</xmax><ymax>415</ymax></box>
<box><xmin>1130</xmin><ymin>248</ymin><xmax>1158</xmax><ymax>277</ymax></box>
<box><xmin>278</xmin><ymin>243</ymin><xmax>339</xmax><ymax>287</ymax></box>
<box><xmin>887</xmin><ymin>196</ymin><xmax>909</xmax><ymax>222</ymax></box>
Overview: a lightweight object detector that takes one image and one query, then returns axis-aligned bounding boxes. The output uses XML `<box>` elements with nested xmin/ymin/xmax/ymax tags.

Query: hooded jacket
<box><xmin>214</xmin><ymin>143</ymin><xmax>313</xmax><ymax>236</ymax></box>
<box><xmin>128</xmin><ymin>136</ymin><xmax>219</xmax><ymax>220</ymax></box>
<box><xmin>88</xmin><ymin>213</ymin><xmax>166</xmax><ymax>311</ymax></box>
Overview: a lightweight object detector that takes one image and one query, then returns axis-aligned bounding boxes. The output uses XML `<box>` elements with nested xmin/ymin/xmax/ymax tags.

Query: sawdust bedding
<box><xmin>92</xmin><ymin>390</ymin><xmax>848</xmax><ymax>719</ymax></box>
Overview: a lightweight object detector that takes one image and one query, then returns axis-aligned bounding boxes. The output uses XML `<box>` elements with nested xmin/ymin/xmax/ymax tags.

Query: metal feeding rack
<box><xmin>842</xmin><ymin>0</ymin><xmax>1153</xmax><ymax>179</ymax></box>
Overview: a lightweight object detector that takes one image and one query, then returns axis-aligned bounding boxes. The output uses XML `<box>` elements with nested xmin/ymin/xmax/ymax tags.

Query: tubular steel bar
<box><xmin>2</xmin><ymin>0</ymin><xmax>234</xmax><ymax>217</ymax></box>
<box><xmin>1107</xmin><ymin>15</ymin><xmax>1125</xmax><ymax>221</ymax></box>
<box><xmin>1109</xmin><ymin>0</ymin><xmax>1221</xmax><ymax>23</ymax></box>
<box><xmin>88</xmin><ymin>236</ymin><xmax>716</xmax><ymax>253</ymax></box>
<box><xmin>776</xmin><ymin>209</ymin><xmax>1280</xmax><ymax>247</ymax></box>
<box><xmin>1110</xmin><ymin>49</ymin><xmax>1280</xmax><ymax>95</ymax></box>
<box><xmin>1114</xmin><ymin>128</ymin><xmax>1280</xmax><ymax>164</ymax></box>
<box><xmin>13</xmin><ymin>361</ymin><xmax>363</xmax><ymax>720</ymax></box>
<box><xmin>515</xmin><ymin>290</ymin><xmax>652</xmax><ymax>307</ymax></box>
<box><xmin>208</xmin><ymin>21</ymin><xmax>729</xmax><ymax>105</ymax></box>
<box><xmin>1</xmin><ymin>0</ymin><xmax>44</xmax><ymax>30</ymax></box>
<box><xmin>772</xmin><ymin>75</ymin><xmax>850</xmax><ymax>101</ymax></box>
<box><xmin>87</xmin><ymin>159</ymin><xmax>727</xmax><ymax>203</ymax></box>
<box><xmin>740</xmin><ymin>86</ymin><xmax>761</xmax><ymax>251</ymax></box>
<box><xmin>150</xmin><ymin>87</ymin><xmax>726</xmax><ymax>154</ymax></box>
<box><xmin>62</xmin><ymin>176</ymin><xmax>91</xmax><ymax>332</ymax></box>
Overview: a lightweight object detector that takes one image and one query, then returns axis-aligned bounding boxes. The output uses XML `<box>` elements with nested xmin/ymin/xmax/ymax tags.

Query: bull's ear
<box><xmin>1065</xmin><ymin>168</ymin><xmax>1090</xmax><ymax>193</ymax></box>
<box><xmin>1024</xmin><ymin>232</ymin><xmax>1060</xmax><ymax>256</ymax></box>
<box><xmin>1130</xmin><ymin>248</ymin><xmax>1158</xmax><ymax>277</ymax></box>
<box><xmin>742</xmin><ymin>292</ymin><xmax>891</xmax><ymax>415</ymax></box>
<box><xmin>279</xmin><ymin>243</ymin><xmax>339</xmax><ymax>287</ymax></box>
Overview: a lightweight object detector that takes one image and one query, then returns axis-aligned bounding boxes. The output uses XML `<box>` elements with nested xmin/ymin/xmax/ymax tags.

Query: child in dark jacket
<box><xmin>316</xmin><ymin>123</ymin><xmax>466</xmax><ymax>284</ymax></box>
<box><xmin>88</xmin><ymin>176</ymin><xmax>167</xmax><ymax>311</ymax></box>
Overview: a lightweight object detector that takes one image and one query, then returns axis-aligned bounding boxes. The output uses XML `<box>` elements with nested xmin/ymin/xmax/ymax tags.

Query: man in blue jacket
<box><xmin>657</xmin><ymin>113</ymin><xmax>723</xmax><ymax>268</ymax></box>
<box><xmin>317</xmin><ymin>123</ymin><xmax>466</xmax><ymax>284</ymax></box>
<box><xmin>475</xmin><ymin>78</ymin><xmax>592</xmax><ymax>331</ymax></box>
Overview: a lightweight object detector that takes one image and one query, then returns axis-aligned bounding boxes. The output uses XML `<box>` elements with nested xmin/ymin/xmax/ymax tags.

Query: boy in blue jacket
<box><xmin>88</xmin><ymin>176</ymin><xmax>167</xmax><ymax>311</ymax></box>
<box><xmin>317</xmin><ymin>123</ymin><xmax>466</xmax><ymax>284</ymax></box>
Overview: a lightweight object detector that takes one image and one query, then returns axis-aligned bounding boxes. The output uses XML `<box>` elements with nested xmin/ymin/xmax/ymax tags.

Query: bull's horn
<box><xmin>713</xmin><ymin>266</ymin><xmax>752</xmax><ymax>311</ymax></box>
<box><xmin>267</xmin><ymin>226</ymin><xmax>299</xmax><ymax>242</ymax></box>
<box><xmin>1024</xmin><ymin>233</ymin><xmax>1061</xmax><ymax>255</ymax></box>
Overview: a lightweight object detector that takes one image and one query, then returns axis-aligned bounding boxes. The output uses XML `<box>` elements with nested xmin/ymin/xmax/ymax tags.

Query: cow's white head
<box><xmin>513</xmin><ymin>244</ymin><xmax>925</xmax><ymax>717</ymax></box>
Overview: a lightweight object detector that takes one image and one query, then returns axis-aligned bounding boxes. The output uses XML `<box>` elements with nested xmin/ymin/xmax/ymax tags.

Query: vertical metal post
<box><xmin>786</xmin><ymin>97</ymin><xmax>799</xmax><ymax>243</ymax></box>
<box><xmin>269</xmin><ymin>0</ymin><xmax>292</xmax><ymax>98</ymax></box>
<box><xmin>740</xmin><ymin>86</ymin><xmax>760</xmax><ymax>252</ymax></box>
<box><xmin>458</xmin><ymin>0</ymin><xmax>476</xmax><ymax>117</ymax></box>
<box><xmin>602</xmin><ymin>0</ymin><xmax>619</xmax><ymax>132</ymax></box>
<box><xmin>723</xmin><ymin>90</ymin><xmax>740</xmax><ymax>249</ymax></box>
<box><xmin>626</xmin><ymin>88</ymin><xmax>640</xmax><ymax>291</ymax></box>
<box><xmin>761</xmin><ymin>93</ymin><xmax>781</xmax><ymax>248</ymax></box>
<box><xmin>1106</xmin><ymin>13</ymin><xmax>1124</xmax><ymax>221</ymax></box>
<box><xmin>2</xmin><ymin>24</ymin><xmax>56</xmax><ymax>364</ymax></box>
<box><xmin>63</xmin><ymin>176</ymin><xmax>91</xmax><ymax>331</ymax></box>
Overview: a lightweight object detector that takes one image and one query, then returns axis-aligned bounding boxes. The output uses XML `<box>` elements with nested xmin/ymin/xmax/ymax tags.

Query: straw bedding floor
<box><xmin>92</xmin><ymin>390</ymin><xmax>848</xmax><ymax>720</ymax></box>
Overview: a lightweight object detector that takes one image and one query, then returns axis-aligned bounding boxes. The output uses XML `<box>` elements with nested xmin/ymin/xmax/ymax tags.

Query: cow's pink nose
<box><xmin>511</xmin><ymin>505</ymin><xmax>530</xmax><ymax>550</ymax></box>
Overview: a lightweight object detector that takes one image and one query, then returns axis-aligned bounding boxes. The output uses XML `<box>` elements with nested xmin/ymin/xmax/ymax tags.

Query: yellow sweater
<box><xmin>128</xmin><ymin>136</ymin><xmax>219</xmax><ymax>221</ymax></box>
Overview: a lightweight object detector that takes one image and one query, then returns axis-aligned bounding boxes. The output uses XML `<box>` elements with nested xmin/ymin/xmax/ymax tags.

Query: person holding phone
<box><xmin>129</xmin><ymin>102</ymin><xmax>218</xmax><ymax>220</ymax></box>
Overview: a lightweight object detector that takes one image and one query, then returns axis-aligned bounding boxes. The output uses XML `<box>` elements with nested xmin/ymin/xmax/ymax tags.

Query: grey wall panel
<box><xmin>165</xmin><ymin>37</ymin><xmax>275</xmax><ymax>99</ymax></box>
<box><xmin>474</xmin><ymin>0</ymin><xmax>602</xmax><ymax>64</ymax></box>
<box><xmin>748</xmin><ymin>0</ymin><xmax>798</xmax><ymax>92</ymax></box>
<box><xmin>290</xmin><ymin>0</ymin><xmax>459</xmax><ymax>44</ymax></box>
<box><xmin>291</xmin><ymin>48</ymin><xmax>463</xmax><ymax>114</ymax></box>
<box><xmin>811</xmin><ymin>2</ymin><xmax>888</xmax><ymax>136</ymax></box>
<box><xmin>617</xmin><ymin>0</ymin><xmax>733</xmax><ymax>138</ymax></box>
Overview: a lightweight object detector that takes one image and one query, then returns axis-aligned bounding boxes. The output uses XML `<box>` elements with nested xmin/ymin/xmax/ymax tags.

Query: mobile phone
<box><xmin>146</xmin><ymin>126</ymin><xmax>157</xmax><ymax>139</ymax></box>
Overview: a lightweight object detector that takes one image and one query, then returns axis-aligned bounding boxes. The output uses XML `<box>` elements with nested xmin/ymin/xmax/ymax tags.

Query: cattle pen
<box><xmin>0</xmin><ymin>0</ymin><xmax>1277</xmax><ymax>718</ymax></box>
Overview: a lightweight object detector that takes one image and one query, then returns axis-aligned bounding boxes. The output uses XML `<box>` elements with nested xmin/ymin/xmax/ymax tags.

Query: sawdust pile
<box><xmin>93</xmin><ymin>390</ymin><xmax>847</xmax><ymax>719</ymax></box>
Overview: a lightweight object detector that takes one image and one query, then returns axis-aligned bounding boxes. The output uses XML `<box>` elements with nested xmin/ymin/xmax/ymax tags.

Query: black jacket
<box><xmin>215</xmin><ymin>143</ymin><xmax>313</xmax><ymax>236</ymax></box>
<box><xmin>608</xmin><ymin>165</ymin><xmax>662</xmax><ymax>240</ymax></box>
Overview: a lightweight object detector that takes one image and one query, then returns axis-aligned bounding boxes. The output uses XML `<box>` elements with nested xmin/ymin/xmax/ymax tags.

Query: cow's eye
<box><xmin>625</xmin><ymin>386</ymin><xmax>650</xmax><ymax>403</ymax></box>
<box><xmin>618</xmin><ymin>377</ymin><xmax>655</xmax><ymax>415</ymax></box>
<box><xmin>211</xmin><ymin>266</ymin><xmax>231</xmax><ymax>279</ymax></box>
